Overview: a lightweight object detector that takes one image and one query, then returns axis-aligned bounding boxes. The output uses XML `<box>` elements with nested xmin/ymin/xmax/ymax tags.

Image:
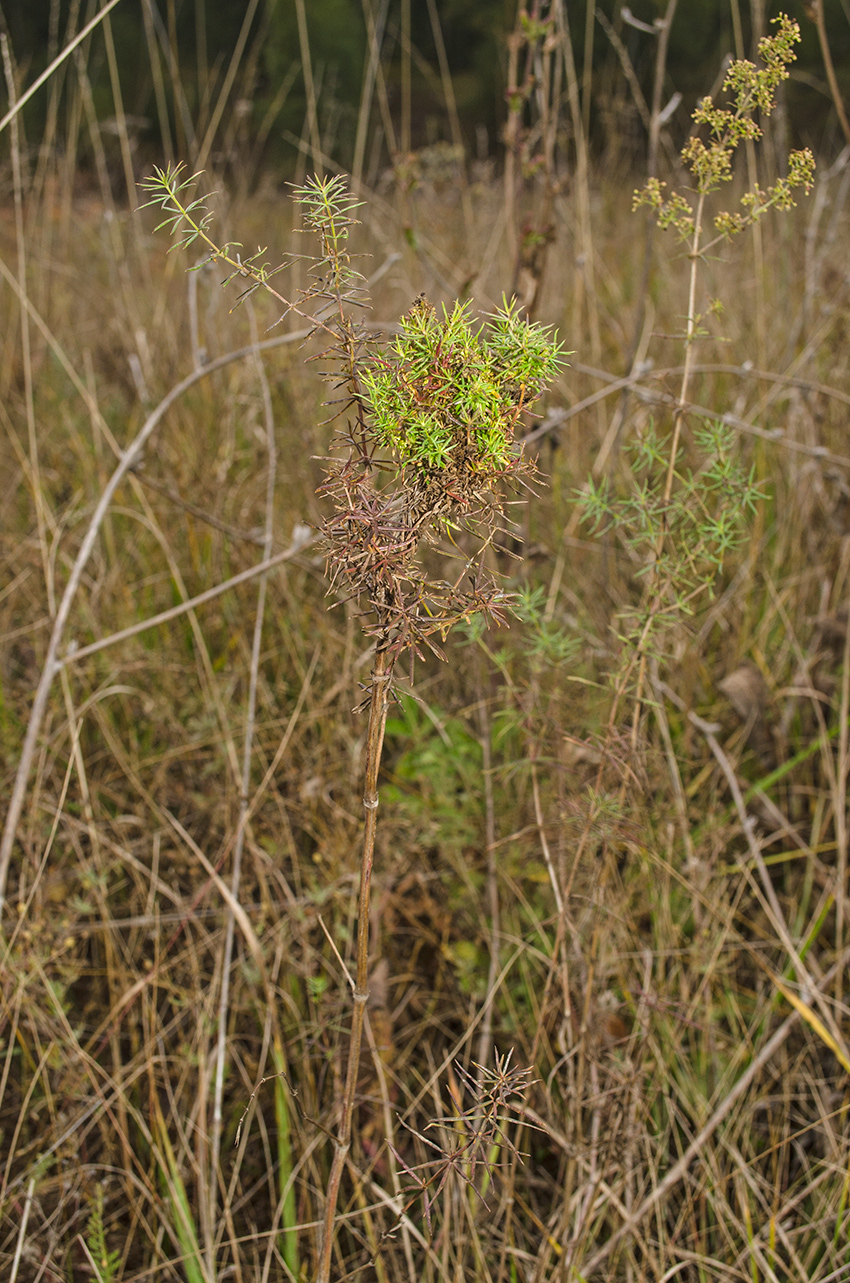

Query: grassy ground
<box><xmin>3</xmin><ymin>56</ymin><xmax>850</xmax><ymax>1283</ymax></box>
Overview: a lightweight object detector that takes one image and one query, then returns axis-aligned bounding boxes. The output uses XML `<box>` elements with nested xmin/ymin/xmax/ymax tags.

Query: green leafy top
<box><xmin>139</xmin><ymin>166</ymin><xmax>568</xmax><ymax>664</ymax></box>
<box><xmin>361</xmin><ymin>297</ymin><xmax>565</xmax><ymax>474</ymax></box>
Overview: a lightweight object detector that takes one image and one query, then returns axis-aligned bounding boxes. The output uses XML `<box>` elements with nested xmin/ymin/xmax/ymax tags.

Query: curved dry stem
<box><xmin>0</xmin><ymin>330</ymin><xmax>310</xmax><ymax>913</ymax></box>
<box><xmin>208</xmin><ymin>315</ymin><xmax>278</xmax><ymax>1270</ymax></box>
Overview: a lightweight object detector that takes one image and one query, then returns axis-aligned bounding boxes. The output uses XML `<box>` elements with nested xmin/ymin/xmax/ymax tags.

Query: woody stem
<box><xmin>315</xmin><ymin>644</ymin><xmax>391</xmax><ymax>1283</ymax></box>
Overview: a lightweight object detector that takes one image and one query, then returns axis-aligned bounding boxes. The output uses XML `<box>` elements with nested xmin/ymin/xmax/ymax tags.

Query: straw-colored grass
<box><xmin>2</xmin><ymin>7</ymin><xmax>850</xmax><ymax>1281</ymax></box>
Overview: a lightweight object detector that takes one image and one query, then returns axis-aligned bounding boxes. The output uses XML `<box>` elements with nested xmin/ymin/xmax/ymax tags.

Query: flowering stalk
<box><xmin>591</xmin><ymin>13</ymin><xmax>815</xmax><ymax>723</ymax></box>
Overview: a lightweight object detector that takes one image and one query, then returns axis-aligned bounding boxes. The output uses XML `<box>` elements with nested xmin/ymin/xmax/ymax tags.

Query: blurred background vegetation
<box><xmin>4</xmin><ymin>0</ymin><xmax>850</xmax><ymax>187</ymax></box>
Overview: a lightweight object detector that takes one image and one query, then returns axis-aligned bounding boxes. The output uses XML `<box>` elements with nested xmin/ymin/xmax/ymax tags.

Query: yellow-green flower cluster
<box><xmin>633</xmin><ymin>14</ymin><xmax>814</xmax><ymax>245</ymax></box>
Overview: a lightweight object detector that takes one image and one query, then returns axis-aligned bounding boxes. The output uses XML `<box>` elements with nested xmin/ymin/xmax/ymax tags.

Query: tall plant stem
<box><xmin>612</xmin><ymin>190</ymin><xmax>707</xmax><ymax>744</ymax></box>
<box><xmin>316</xmin><ymin>644</ymin><xmax>391</xmax><ymax>1283</ymax></box>
<box><xmin>664</xmin><ymin>189</ymin><xmax>705</xmax><ymax>507</ymax></box>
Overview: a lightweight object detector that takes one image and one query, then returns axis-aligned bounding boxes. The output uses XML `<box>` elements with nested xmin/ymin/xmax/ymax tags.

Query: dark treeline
<box><xmin>3</xmin><ymin>0</ymin><xmax>849</xmax><ymax>183</ymax></box>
